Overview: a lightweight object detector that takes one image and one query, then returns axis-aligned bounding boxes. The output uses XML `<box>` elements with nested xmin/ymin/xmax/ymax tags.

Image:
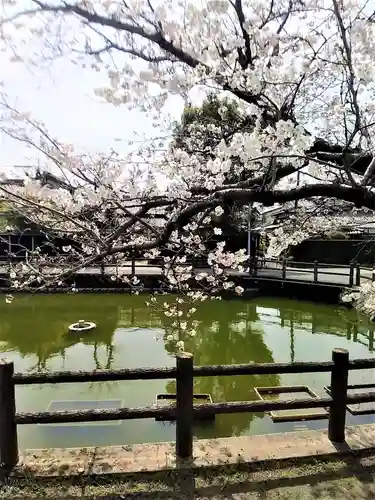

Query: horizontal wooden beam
<box><xmin>13</xmin><ymin>358</ymin><xmax>374</xmax><ymax>385</ymax></box>
<box><xmin>13</xmin><ymin>367</ymin><xmax>177</xmax><ymax>385</ymax></box>
<box><xmin>348</xmin><ymin>359</ymin><xmax>375</xmax><ymax>370</ymax></box>
<box><xmin>193</xmin><ymin>361</ymin><xmax>334</xmax><ymax>376</ymax></box>
<box><xmin>15</xmin><ymin>392</ymin><xmax>374</xmax><ymax>426</ymax></box>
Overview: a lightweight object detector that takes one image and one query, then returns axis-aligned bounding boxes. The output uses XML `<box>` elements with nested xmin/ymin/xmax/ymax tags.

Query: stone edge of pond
<box><xmin>7</xmin><ymin>423</ymin><xmax>375</xmax><ymax>479</ymax></box>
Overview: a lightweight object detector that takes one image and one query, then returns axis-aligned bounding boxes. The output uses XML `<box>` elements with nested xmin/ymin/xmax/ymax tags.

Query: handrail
<box><xmin>0</xmin><ymin>256</ymin><xmax>370</xmax><ymax>288</ymax></box>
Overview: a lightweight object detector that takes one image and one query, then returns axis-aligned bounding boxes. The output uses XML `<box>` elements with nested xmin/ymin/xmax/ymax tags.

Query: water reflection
<box><xmin>257</xmin><ymin>298</ymin><xmax>374</xmax><ymax>353</ymax></box>
<box><xmin>163</xmin><ymin>301</ymin><xmax>279</xmax><ymax>437</ymax></box>
<box><xmin>0</xmin><ymin>294</ymin><xmax>373</xmax><ymax>447</ymax></box>
<box><xmin>0</xmin><ymin>297</ymin><xmax>117</xmax><ymax>371</ymax></box>
<box><xmin>0</xmin><ymin>295</ymin><xmax>372</xmax><ymax>369</ymax></box>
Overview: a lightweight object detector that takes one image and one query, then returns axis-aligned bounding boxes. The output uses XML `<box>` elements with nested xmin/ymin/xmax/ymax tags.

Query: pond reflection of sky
<box><xmin>0</xmin><ymin>294</ymin><xmax>373</xmax><ymax>450</ymax></box>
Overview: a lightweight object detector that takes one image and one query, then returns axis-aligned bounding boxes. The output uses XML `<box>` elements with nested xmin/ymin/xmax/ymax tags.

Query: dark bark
<box><xmin>14</xmin><ymin>357</ymin><xmax>373</xmax><ymax>384</ymax></box>
<box><xmin>309</xmin><ymin>139</ymin><xmax>373</xmax><ymax>175</ymax></box>
<box><xmin>14</xmin><ymin>366</ymin><xmax>176</xmax><ymax>385</ymax></box>
<box><xmin>14</xmin><ymin>392</ymin><xmax>375</xmax><ymax>425</ymax></box>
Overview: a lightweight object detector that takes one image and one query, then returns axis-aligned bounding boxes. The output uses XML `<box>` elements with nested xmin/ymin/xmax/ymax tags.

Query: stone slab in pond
<box><xmin>39</xmin><ymin>400</ymin><xmax>123</xmax><ymax>427</ymax></box>
<box><xmin>324</xmin><ymin>384</ymin><xmax>375</xmax><ymax>416</ymax></box>
<box><xmin>155</xmin><ymin>393</ymin><xmax>215</xmax><ymax>422</ymax></box>
<box><xmin>254</xmin><ymin>385</ymin><xmax>329</xmax><ymax>422</ymax></box>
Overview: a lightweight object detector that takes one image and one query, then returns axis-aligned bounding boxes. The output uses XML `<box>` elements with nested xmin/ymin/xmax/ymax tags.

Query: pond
<box><xmin>0</xmin><ymin>294</ymin><xmax>374</xmax><ymax>451</ymax></box>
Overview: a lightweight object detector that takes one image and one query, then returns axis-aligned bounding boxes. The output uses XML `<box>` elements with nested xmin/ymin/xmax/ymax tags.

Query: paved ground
<box><xmin>2</xmin><ymin>424</ymin><xmax>374</xmax><ymax>499</ymax></box>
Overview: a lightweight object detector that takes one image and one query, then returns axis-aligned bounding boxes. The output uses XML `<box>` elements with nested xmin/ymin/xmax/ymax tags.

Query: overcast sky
<box><xmin>0</xmin><ymin>35</ymin><xmax>301</xmax><ymax>193</ymax></box>
<box><xmin>0</xmin><ymin>55</ymin><xmax>184</xmax><ymax>178</ymax></box>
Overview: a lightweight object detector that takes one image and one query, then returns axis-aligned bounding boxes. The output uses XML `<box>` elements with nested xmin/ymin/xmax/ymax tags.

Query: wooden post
<box><xmin>176</xmin><ymin>353</ymin><xmax>194</xmax><ymax>459</ymax></box>
<box><xmin>313</xmin><ymin>261</ymin><xmax>318</xmax><ymax>283</ymax></box>
<box><xmin>372</xmin><ymin>268</ymin><xmax>375</xmax><ymax>283</ymax></box>
<box><xmin>355</xmin><ymin>263</ymin><xmax>360</xmax><ymax>286</ymax></box>
<box><xmin>349</xmin><ymin>263</ymin><xmax>354</xmax><ymax>287</ymax></box>
<box><xmin>0</xmin><ymin>360</ymin><xmax>18</xmax><ymax>469</ymax></box>
<box><xmin>328</xmin><ymin>348</ymin><xmax>349</xmax><ymax>443</ymax></box>
<box><xmin>369</xmin><ymin>329</ymin><xmax>374</xmax><ymax>352</ymax></box>
<box><xmin>282</xmin><ymin>260</ymin><xmax>286</xmax><ymax>280</ymax></box>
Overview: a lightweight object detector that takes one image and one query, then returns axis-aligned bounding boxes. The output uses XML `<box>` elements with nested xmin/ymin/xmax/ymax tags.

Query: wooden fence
<box><xmin>0</xmin><ymin>349</ymin><xmax>374</xmax><ymax>469</ymax></box>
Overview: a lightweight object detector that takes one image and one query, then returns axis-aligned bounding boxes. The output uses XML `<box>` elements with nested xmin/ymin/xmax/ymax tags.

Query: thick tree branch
<box><xmin>31</xmin><ymin>0</ymin><xmax>201</xmax><ymax>68</ymax></box>
<box><xmin>102</xmin><ymin>182</ymin><xmax>375</xmax><ymax>259</ymax></box>
<box><xmin>231</xmin><ymin>0</ymin><xmax>253</xmax><ymax>69</ymax></box>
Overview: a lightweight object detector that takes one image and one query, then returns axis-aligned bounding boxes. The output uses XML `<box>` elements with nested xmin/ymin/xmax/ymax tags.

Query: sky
<box><xmin>0</xmin><ymin>54</ymin><xmax>185</xmax><ymax>178</ymax></box>
<box><xmin>0</xmin><ymin>55</ymin><xmax>303</xmax><ymax>194</ymax></box>
<box><xmin>0</xmin><ymin>3</ymin><xmax>303</xmax><ymax>192</ymax></box>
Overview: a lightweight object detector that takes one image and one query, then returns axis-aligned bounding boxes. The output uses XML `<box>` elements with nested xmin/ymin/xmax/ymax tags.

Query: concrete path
<box><xmin>3</xmin><ymin>424</ymin><xmax>374</xmax><ymax>500</ymax></box>
<box><xmin>15</xmin><ymin>423</ymin><xmax>374</xmax><ymax>478</ymax></box>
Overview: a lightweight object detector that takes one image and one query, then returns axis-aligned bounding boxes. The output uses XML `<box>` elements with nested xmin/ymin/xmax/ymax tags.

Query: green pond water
<box><xmin>0</xmin><ymin>294</ymin><xmax>374</xmax><ymax>450</ymax></box>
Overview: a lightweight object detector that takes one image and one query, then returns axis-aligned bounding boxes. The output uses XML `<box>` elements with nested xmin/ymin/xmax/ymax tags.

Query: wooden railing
<box><xmin>253</xmin><ymin>258</ymin><xmax>364</xmax><ymax>287</ymax></box>
<box><xmin>0</xmin><ymin>257</ymin><xmax>367</xmax><ymax>289</ymax></box>
<box><xmin>0</xmin><ymin>349</ymin><xmax>374</xmax><ymax>469</ymax></box>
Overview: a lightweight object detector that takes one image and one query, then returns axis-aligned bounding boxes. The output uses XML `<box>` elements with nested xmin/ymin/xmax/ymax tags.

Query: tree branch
<box><xmin>104</xmin><ymin>182</ymin><xmax>375</xmax><ymax>258</ymax></box>
<box><xmin>231</xmin><ymin>0</ymin><xmax>253</xmax><ymax>69</ymax></box>
<box><xmin>32</xmin><ymin>0</ymin><xmax>201</xmax><ymax>68</ymax></box>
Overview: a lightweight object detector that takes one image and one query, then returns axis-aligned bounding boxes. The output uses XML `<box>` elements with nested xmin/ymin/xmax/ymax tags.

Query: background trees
<box><xmin>171</xmin><ymin>94</ymin><xmax>259</xmax><ymax>236</ymax></box>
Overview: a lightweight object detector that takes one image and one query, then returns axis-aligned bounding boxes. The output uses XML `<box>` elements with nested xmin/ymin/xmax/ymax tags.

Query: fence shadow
<box><xmin>1</xmin><ymin>451</ymin><xmax>374</xmax><ymax>499</ymax></box>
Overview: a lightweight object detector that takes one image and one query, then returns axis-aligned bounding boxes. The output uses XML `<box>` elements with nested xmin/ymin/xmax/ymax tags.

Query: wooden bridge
<box><xmin>0</xmin><ymin>257</ymin><xmax>372</xmax><ymax>292</ymax></box>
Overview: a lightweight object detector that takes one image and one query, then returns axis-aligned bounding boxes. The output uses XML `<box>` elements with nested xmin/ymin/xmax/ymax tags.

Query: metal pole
<box><xmin>247</xmin><ymin>203</ymin><xmax>252</xmax><ymax>274</ymax></box>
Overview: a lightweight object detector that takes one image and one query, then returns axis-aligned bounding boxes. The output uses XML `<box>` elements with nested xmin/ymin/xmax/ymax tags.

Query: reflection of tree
<box><xmin>258</xmin><ymin>297</ymin><xmax>374</xmax><ymax>351</ymax></box>
<box><xmin>163</xmin><ymin>300</ymin><xmax>279</xmax><ymax>438</ymax></box>
<box><xmin>2</xmin><ymin>293</ymin><xmax>372</xmax><ymax>432</ymax></box>
<box><xmin>93</xmin><ymin>342</ymin><xmax>115</xmax><ymax>370</ymax></box>
<box><xmin>0</xmin><ymin>294</ymin><xmax>121</xmax><ymax>370</ymax></box>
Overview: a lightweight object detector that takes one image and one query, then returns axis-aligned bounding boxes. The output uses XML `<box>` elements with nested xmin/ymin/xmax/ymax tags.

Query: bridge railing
<box><xmin>0</xmin><ymin>349</ymin><xmax>374</xmax><ymax>469</ymax></box>
<box><xmin>255</xmin><ymin>258</ymin><xmax>363</xmax><ymax>287</ymax></box>
<box><xmin>0</xmin><ymin>255</ymin><xmax>369</xmax><ymax>288</ymax></box>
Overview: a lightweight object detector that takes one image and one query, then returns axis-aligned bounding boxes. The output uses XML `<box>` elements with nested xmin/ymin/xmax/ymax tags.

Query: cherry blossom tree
<box><xmin>1</xmin><ymin>0</ymin><xmax>375</xmax><ymax>333</ymax></box>
<box><xmin>171</xmin><ymin>93</ymin><xmax>260</xmax><ymax>235</ymax></box>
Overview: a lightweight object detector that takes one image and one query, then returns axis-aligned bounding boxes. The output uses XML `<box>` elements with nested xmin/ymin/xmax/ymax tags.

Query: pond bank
<box><xmin>2</xmin><ymin>456</ymin><xmax>375</xmax><ymax>499</ymax></box>
<box><xmin>9</xmin><ymin>423</ymin><xmax>374</xmax><ymax>477</ymax></box>
<box><xmin>2</xmin><ymin>424</ymin><xmax>374</xmax><ymax>499</ymax></box>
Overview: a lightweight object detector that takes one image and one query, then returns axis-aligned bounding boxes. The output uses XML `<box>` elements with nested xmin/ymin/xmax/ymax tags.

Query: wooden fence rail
<box><xmin>12</xmin><ymin>358</ymin><xmax>374</xmax><ymax>385</ymax></box>
<box><xmin>1</xmin><ymin>349</ymin><xmax>374</xmax><ymax>468</ymax></box>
